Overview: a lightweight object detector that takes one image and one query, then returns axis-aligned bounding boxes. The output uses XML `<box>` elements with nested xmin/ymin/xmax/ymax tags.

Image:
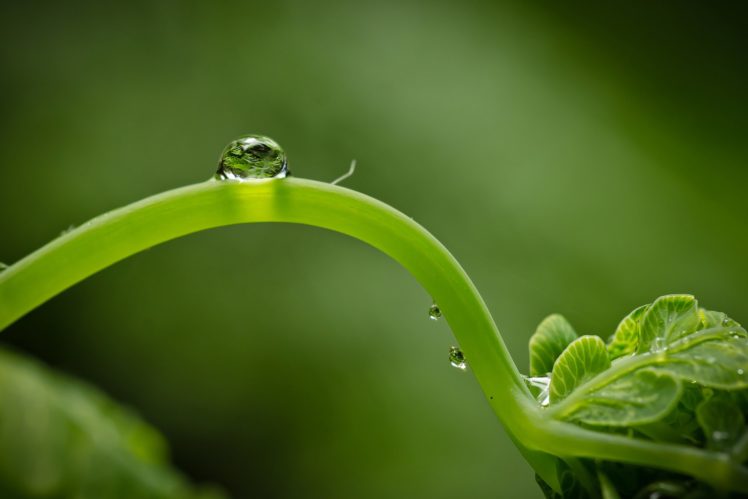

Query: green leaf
<box><xmin>607</xmin><ymin>304</ymin><xmax>647</xmax><ymax>360</ymax></box>
<box><xmin>658</xmin><ymin>333</ymin><xmax>748</xmax><ymax>389</ymax></box>
<box><xmin>529</xmin><ymin>314</ymin><xmax>578</xmax><ymax>376</ymax></box>
<box><xmin>549</xmin><ymin>335</ymin><xmax>610</xmax><ymax>403</ymax></box>
<box><xmin>546</xmin><ymin>295</ymin><xmax>748</xmax><ymax>435</ymax></box>
<box><xmin>699</xmin><ymin>308</ymin><xmax>740</xmax><ymax>329</ymax></box>
<box><xmin>550</xmin><ymin>324</ymin><xmax>748</xmax><ymax>424</ymax></box>
<box><xmin>696</xmin><ymin>395</ymin><xmax>745</xmax><ymax>451</ymax></box>
<box><xmin>596</xmin><ymin>470</ymin><xmax>621</xmax><ymax>499</ymax></box>
<box><xmin>638</xmin><ymin>294</ymin><xmax>701</xmax><ymax>353</ymax></box>
<box><xmin>535</xmin><ymin>461</ymin><xmax>591</xmax><ymax>499</ymax></box>
<box><xmin>0</xmin><ymin>347</ymin><xmax>225</xmax><ymax>499</ymax></box>
<box><xmin>558</xmin><ymin>369</ymin><xmax>681</xmax><ymax>426</ymax></box>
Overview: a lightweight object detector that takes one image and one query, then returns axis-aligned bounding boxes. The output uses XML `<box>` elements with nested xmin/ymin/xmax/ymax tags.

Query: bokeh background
<box><xmin>1</xmin><ymin>1</ymin><xmax>747</xmax><ymax>498</ymax></box>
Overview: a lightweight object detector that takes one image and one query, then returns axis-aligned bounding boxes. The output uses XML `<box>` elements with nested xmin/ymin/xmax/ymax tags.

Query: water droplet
<box><xmin>722</xmin><ymin>317</ymin><xmax>731</xmax><ymax>326</ymax></box>
<box><xmin>428</xmin><ymin>302</ymin><xmax>442</xmax><ymax>321</ymax></box>
<box><xmin>738</xmin><ymin>368</ymin><xmax>745</xmax><ymax>376</ymax></box>
<box><xmin>215</xmin><ymin>135</ymin><xmax>288</xmax><ymax>180</ymax></box>
<box><xmin>448</xmin><ymin>346</ymin><xmax>467</xmax><ymax>370</ymax></box>
<box><xmin>712</xmin><ymin>431</ymin><xmax>730</xmax><ymax>442</ymax></box>
<box><xmin>653</xmin><ymin>337</ymin><xmax>667</xmax><ymax>352</ymax></box>
<box><xmin>523</xmin><ymin>375</ymin><xmax>551</xmax><ymax>407</ymax></box>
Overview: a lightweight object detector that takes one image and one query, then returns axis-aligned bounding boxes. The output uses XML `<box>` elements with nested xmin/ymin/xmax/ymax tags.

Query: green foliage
<box><xmin>549</xmin><ymin>335</ymin><xmax>610</xmax><ymax>403</ymax></box>
<box><xmin>0</xmin><ymin>348</ymin><xmax>224</xmax><ymax>499</ymax></box>
<box><xmin>696</xmin><ymin>395</ymin><xmax>745</xmax><ymax>452</ymax></box>
<box><xmin>529</xmin><ymin>314</ymin><xmax>578</xmax><ymax>377</ymax></box>
<box><xmin>638</xmin><ymin>295</ymin><xmax>701</xmax><ymax>353</ymax></box>
<box><xmin>529</xmin><ymin>294</ymin><xmax>748</xmax><ymax>497</ymax></box>
<box><xmin>559</xmin><ymin>369</ymin><xmax>682</xmax><ymax>427</ymax></box>
<box><xmin>607</xmin><ymin>304</ymin><xmax>647</xmax><ymax>360</ymax></box>
<box><xmin>3</xmin><ymin>177</ymin><xmax>748</xmax><ymax>498</ymax></box>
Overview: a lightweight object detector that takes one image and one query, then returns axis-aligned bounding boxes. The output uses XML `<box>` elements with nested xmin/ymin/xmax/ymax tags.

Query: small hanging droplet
<box><xmin>428</xmin><ymin>302</ymin><xmax>442</xmax><ymax>321</ymax></box>
<box><xmin>448</xmin><ymin>346</ymin><xmax>467</xmax><ymax>370</ymax></box>
<box><xmin>215</xmin><ymin>135</ymin><xmax>289</xmax><ymax>180</ymax></box>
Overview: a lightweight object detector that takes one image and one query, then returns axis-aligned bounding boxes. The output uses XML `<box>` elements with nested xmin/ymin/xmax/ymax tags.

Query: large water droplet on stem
<box><xmin>216</xmin><ymin>135</ymin><xmax>289</xmax><ymax>180</ymax></box>
<box><xmin>449</xmin><ymin>346</ymin><xmax>467</xmax><ymax>370</ymax></box>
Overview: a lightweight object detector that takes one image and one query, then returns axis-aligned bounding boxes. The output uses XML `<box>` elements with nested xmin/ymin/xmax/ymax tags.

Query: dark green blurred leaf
<box><xmin>0</xmin><ymin>348</ymin><xmax>225</xmax><ymax>499</ymax></box>
<box><xmin>696</xmin><ymin>395</ymin><xmax>745</xmax><ymax>452</ymax></box>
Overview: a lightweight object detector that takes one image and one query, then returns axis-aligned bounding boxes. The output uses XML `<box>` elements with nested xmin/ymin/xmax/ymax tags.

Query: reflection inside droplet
<box><xmin>449</xmin><ymin>346</ymin><xmax>467</xmax><ymax>370</ymax></box>
<box><xmin>428</xmin><ymin>302</ymin><xmax>442</xmax><ymax>321</ymax></box>
<box><xmin>215</xmin><ymin>135</ymin><xmax>289</xmax><ymax>180</ymax></box>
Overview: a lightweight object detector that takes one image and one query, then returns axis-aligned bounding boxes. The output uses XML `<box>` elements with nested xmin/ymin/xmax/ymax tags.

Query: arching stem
<box><xmin>1</xmin><ymin>178</ymin><xmax>745</xmax><ymax>493</ymax></box>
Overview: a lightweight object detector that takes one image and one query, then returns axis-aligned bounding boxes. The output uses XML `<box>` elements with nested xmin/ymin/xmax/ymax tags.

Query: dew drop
<box><xmin>523</xmin><ymin>375</ymin><xmax>551</xmax><ymax>407</ymax></box>
<box><xmin>215</xmin><ymin>135</ymin><xmax>289</xmax><ymax>180</ymax></box>
<box><xmin>722</xmin><ymin>317</ymin><xmax>731</xmax><ymax>326</ymax></box>
<box><xmin>428</xmin><ymin>302</ymin><xmax>442</xmax><ymax>321</ymax></box>
<box><xmin>448</xmin><ymin>346</ymin><xmax>467</xmax><ymax>370</ymax></box>
<box><xmin>712</xmin><ymin>431</ymin><xmax>730</xmax><ymax>442</ymax></box>
<box><xmin>653</xmin><ymin>337</ymin><xmax>667</xmax><ymax>352</ymax></box>
<box><xmin>738</xmin><ymin>368</ymin><xmax>745</xmax><ymax>376</ymax></box>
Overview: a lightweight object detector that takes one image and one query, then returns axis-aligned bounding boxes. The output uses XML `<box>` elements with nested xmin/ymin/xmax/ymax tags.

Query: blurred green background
<box><xmin>1</xmin><ymin>1</ymin><xmax>747</xmax><ymax>497</ymax></box>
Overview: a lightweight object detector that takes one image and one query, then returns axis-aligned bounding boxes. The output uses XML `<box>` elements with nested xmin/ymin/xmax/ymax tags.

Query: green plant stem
<box><xmin>1</xmin><ymin>178</ymin><xmax>746</xmax><ymax>493</ymax></box>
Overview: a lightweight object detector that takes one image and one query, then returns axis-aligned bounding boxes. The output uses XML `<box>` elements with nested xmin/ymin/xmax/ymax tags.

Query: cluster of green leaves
<box><xmin>0</xmin><ymin>347</ymin><xmax>225</xmax><ymax>499</ymax></box>
<box><xmin>527</xmin><ymin>295</ymin><xmax>748</xmax><ymax>498</ymax></box>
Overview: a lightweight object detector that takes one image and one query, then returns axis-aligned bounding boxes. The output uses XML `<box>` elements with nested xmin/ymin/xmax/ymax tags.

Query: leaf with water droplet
<box><xmin>555</xmin><ymin>369</ymin><xmax>682</xmax><ymax>426</ymax></box>
<box><xmin>529</xmin><ymin>314</ymin><xmax>578</xmax><ymax>377</ymax></box>
<box><xmin>638</xmin><ymin>295</ymin><xmax>701</xmax><ymax>353</ymax></box>
<box><xmin>658</xmin><ymin>334</ymin><xmax>748</xmax><ymax>389</ymax></box>
<box><xmin>551</xmin><ymin>330</ymin><xmax>748</xmax><ymax>422</ymax></box>
<box><xmin>696</xmin><ymin>395</ymin><xmax>745</xmax><ymax>451</ymax></box>
<box><xmin>700</xmin><ymin>308</ymin><xmax>741</xmax><ymax>330</ymax></box>
<box><xmin>448</xmin><ymin>346</ymin><xmax>467</xmax><ymax>370</ymax></box>
<box><xmin>541</xmin><ymin>295</ymin><xmax>748</xmax><ymax>430</ymax></box>
<box><xmin>428</xmin><ymin>302</ymin><xmax>442</xmax><ymax>321</ymax></box>
<box><xmin>215</xmin><ymin>135</ymin><xmax>288</xmax><ymax>180</ymax></box>
<box><xmin>607</xmin><ymin>304</ymin><xmax>647</xmax><ymax>360</ymax></box>
<box><xmin>549</xmin><ymin>335</ymin><xmax>610</xmax><ymax>403</ymax></box>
